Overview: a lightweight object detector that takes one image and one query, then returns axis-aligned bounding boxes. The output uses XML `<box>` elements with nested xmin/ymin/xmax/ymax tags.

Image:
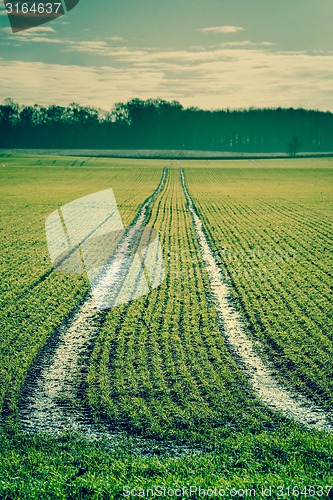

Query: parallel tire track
<box><xmin>181</xmin><ymin>167</ymin><xmax>333</xmax><ymax>432</ymax></box>
<box><xmin>18</xmin><ymin>169</ymin><xmax>170</xmax><ymax>444</ymax></box>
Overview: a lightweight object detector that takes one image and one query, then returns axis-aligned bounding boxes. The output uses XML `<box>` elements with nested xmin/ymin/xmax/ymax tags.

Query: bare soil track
<box><xmin>18</xmin><ymin>164</ymin><xmax>333</xmax><ymax>452</ymax></box>
<box><xmin>181</xmin><ymin>167</ymin><xmax>333</xmax><ymax>432</ymax></box>
<box><xmin>18</xmin><ymin>168</ymin><xmax>197</xmax><ymax>455</ymax></box>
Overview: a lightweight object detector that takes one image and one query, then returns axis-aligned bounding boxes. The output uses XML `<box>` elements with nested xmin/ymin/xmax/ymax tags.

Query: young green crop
<box><xmin>184</xmin><ymin>161</ymin><xmax>333</xmax><ymax>410</ymax></box>
<box><xmin>1</xmin><ymin>155</ymin><xmax>333</xmax><ymax>499</ymax></box>
<box><xmin>0</xmin><ymin>155</ymin><xmax>164</xmax><ymax>422</ymax></box>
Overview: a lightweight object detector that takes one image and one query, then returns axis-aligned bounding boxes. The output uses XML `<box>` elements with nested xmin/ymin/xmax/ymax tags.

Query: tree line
<box><xmin>1</xmin><ymin>98</ymin><xmax>333</xmax><ymax>154</ymax></box>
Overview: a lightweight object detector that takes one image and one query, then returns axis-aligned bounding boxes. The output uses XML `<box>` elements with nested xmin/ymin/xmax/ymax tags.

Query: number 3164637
<box><xmin>5</xmin><ymin>3</ymin><xmax>63</xmax><ymax>15</ymax></box>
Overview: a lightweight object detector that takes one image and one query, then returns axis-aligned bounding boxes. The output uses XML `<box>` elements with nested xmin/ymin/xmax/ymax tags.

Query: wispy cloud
<box><xmin>0</xmin><ymin>28</ymin><xmax>126</xmax><ymax>46</ymax></box>
<box><xmin>0</xmin><ymin>28</ymin><xmax>15</xmax><ymax>34</ymax></box>
<box><xmin>19</xmin><ymin>37</ymin><xmax>63</xmax><ymax>43</ymax></box>
<box><xmin>220</xmin><ymin>40</ymin><xmax>275</xmax><ymax>48</ymax></box>
<box><xmin>107</xmin><ymin>36</ymin><xmax>126</xmax><ymax>43</ymax></box>
<box><xmin>1</xmin><ymin>44</ymin><xmax>333</xmax><ymax>111</ymax></box>
<box><xmin>199</xmin><ymin>26</ymin><xmax>245</xmax><ymax>34</ymax></box>
<box><xmin>0</xmin><ymin>25</ymin><xmax>58</xmax><ymax>40</ymax></box>
<box><xmin>22</xmin><ymin>26</ymin><xmax>56</xmax><ymax>35</ymax></box>
<box><xmin>0</xmin><ymin>59</ymin><xmax>167</xmax><ymax>107</ymax></box>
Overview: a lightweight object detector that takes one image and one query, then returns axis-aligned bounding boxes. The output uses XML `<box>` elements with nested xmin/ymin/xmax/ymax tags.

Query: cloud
<box><xmin>72</xmin><ymin>40</ymin><xmax>110</xmax><ymax>50</ymax></box>
<box><xmin>0</xmin><ymin>44</ymin><xmax>333</xmax><ymax>112</ymax></box>
<box><xmin>107</xmin><ymin>36</ymin><xmax>126</xmax><ymax>43</ymax></box>
<box><xmin>0</xmin><ymin>60</ymin><xmax>166</xmax><ymax>108</ymax></box>
<box><xmin>0</xmin><ymin>25</ymin><xmax>58</xmax><ymax>41</ymax></box>
<box><xmin>22</xmin><ymin>26</ymin><xmax>56</xmax><ymax>34</ymax></box>
<box><xmin>0</xmin><ymin>28</ymin><xmax>13</xmax><ymax>34</ymax></box>
<box><xmin>0</xmin><ymin>28</ymin><xmax>125</xmax><ymax>46</ymax></box>
<box><xmin>0</xmin><ymin>33</ymin><xmax>63</xmax><ymax>43</ymax></box>
<box><xmin>200</xmin><ymin>26</ymin><xmax>245</xmax><ymax>34</ymax></box>
<box><xmin>19</xmin><ymin>36</ymin><xmax>63</xmax><ymax>43</ymax></box>
<box><xmin>220</xmin><ymin>40</ymin><xmax>276</xmax><ymax>48</ymax></box>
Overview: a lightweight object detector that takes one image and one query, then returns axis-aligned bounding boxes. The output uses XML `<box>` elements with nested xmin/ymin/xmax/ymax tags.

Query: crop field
<box><xmin>183</xmin><ymin>163</ymin><xmax>333</xmax><ymax>410</ymax></box>
<box><xmin>0</xmin><ymin>156</ymin><xmax>164</xmax><ymax>421</ymax></box>
<box><xmin>0</xmin><ymin>154</ymin><xmax>333</xmax><ymax>498</ymax></box>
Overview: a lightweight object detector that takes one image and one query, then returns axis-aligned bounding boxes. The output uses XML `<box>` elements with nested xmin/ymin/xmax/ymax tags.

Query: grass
<box><xmin>0</xmin><ymin>155</ymin><xmax>163</xmax><ymax>422</ymax></box>
<box><xmin>0</xmin><ymin>155</ymin><xmax>333</xmax><ymax>498</ymax></box>
<box><xmin>184</xmin><ymin>163</ymin><xmax>333</xmax><ymax>410</ymax></box>
<box><xmin>88</xmin><ymin>168</ymin><xmax>276</xmax><ymax>443</ymax></box>
<box><xmin>1</xmin><ymin>426</ymin><xmax>333</xmax><ymax>499</ymax></box>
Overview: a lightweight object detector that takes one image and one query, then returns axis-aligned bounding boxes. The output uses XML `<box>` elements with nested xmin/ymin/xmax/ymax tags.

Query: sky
<box><xmin>1</xmin><ymin>0</ymin><xmax>333</xmax><ymax>111</ymax></box>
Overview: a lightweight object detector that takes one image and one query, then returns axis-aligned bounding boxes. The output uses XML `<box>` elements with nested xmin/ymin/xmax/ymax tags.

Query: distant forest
<box><xmin>1</xmin><ymin>98</ymin><xmax>333</xmax><ymax>154</ymax></box>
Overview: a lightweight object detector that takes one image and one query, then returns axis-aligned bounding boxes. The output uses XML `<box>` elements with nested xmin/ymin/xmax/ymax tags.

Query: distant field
<box><xmin>1</xmin><ymin>155</ymin><xmax>333</xmax><ymax>498</ymax></box>
<box><xmin>2</xmin><ymin>149</ymin><xmax>333</xmax><ymax>159</ymax></box>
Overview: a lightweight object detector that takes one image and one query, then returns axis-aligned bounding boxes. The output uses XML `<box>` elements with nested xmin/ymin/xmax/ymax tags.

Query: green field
<box><xmin>184</xmin><ymin>163</ymin><xmax>333</xmax><ymax>409</ymax></box>
<box><xmin>0</xmin><ymin>155</ymin><xmax>333</xmax><ymax>499</ymax></box>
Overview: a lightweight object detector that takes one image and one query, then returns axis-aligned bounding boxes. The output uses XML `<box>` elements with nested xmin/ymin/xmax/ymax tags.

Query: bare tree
<box><xmin>287</xmin><ymin>135</ymin><xmax>302</xmax><ymax>157</ymax></box>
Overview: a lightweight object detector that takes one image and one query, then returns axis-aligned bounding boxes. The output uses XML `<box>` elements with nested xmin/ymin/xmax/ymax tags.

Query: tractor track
<box><xmin>181</xmin><ymin>167</ymin><xmax>333</xmax><ymax>432</ymax></box>
<box><xmin>17</xmin><ymin>168</ymin><xmax>198</xmax><ymax>455</ymax></box>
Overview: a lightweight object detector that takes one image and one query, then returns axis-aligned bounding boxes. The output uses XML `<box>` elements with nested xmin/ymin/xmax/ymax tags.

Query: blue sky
<box><xmin>1</xmin><ymin>0</ymin><xmax>333</xmax><ymax>110</ymax></box>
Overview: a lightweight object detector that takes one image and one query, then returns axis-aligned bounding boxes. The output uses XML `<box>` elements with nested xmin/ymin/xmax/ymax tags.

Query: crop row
<box><xmin>184</xmin><ymin>166</ymin><xmax>333</xmax><ymax>410</ymax></box>
<box><xmin>87</xmin><ymin>167</ymin><xmax>278</xmax><ymax>442</ymax></box>
<box><xmin>0</xmin><ymin>159</ymin><xmax>163</xmax><ymax>422</ymax></box>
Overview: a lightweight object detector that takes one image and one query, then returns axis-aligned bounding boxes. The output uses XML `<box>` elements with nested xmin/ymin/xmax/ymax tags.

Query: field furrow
<box><xmin>18</xmin><ymin>167</ymin><xmax>167</xmax><ymax>436</ymax></box>
<box><xmin>88</xmin><ymin>167</ymin><xmax>278</xmax><ymax>442</ymax></box>
<box><xmin>184</xmin><ymin>165</ymin><xmax>333</xmax><ymax>411</ymax></box>
<box><xmin>0</xmin><ymin>160</ymin><xmax>163</xmax><ymax>421</ymax></box>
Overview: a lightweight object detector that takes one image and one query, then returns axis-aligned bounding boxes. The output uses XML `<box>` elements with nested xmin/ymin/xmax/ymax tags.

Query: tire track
<box><xmin>181</xmin><ymin>167</ymin><xmax>333</xmax><ymax>432</ymax></box>
<box><xmin>18</xmin><ymin>169</ymin><xmax>176</xmax><ymax>447</ymax></box>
